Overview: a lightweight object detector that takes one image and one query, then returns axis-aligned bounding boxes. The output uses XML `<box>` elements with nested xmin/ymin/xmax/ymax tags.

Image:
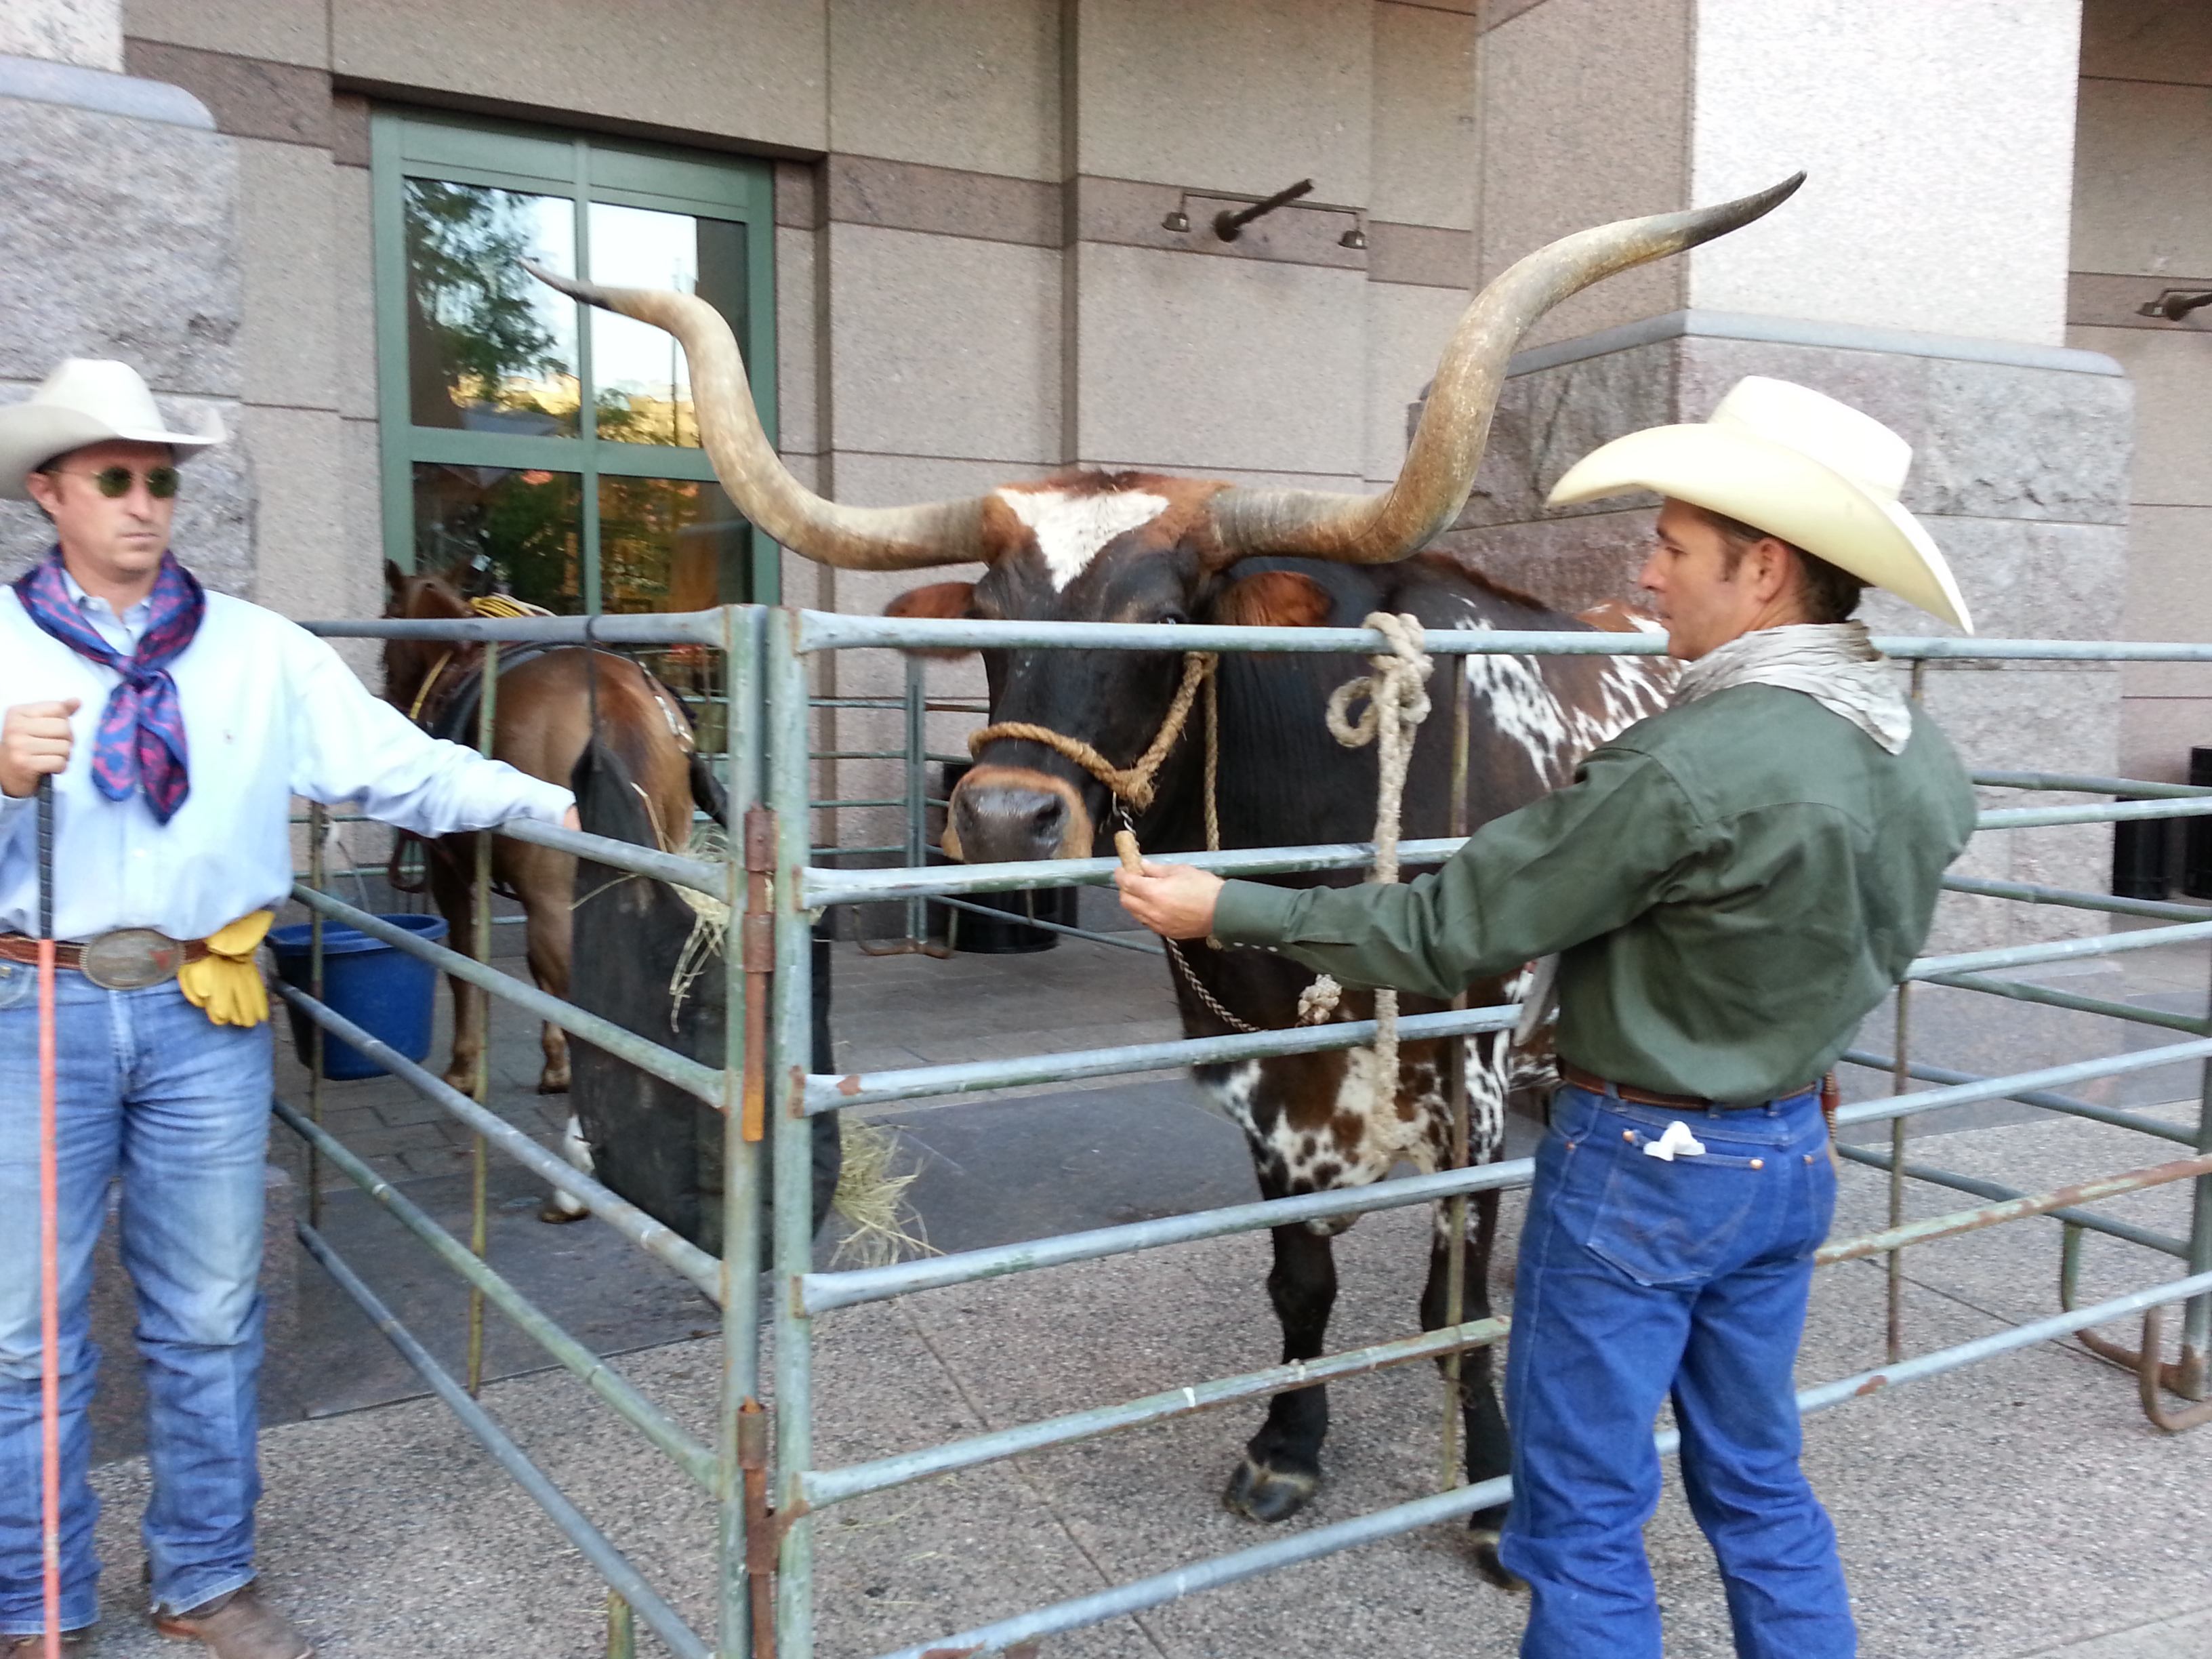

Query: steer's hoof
<box><xmin>537</xmin><ymin>1071</ymin><xmax>571</xmax><ymax>1095</ymax></box>
<box><xmin>1223</xmin><ymin>1456</ymin><xmax>1317</xmax><ymax>1523</ymax></box>
<box><xmin>1468</xmin><ymin>1526</ymin><xmax>1524</xmax><ymax>1592</ymax></box>
<box><xmin>538</xmin><ymin>1194</ymin><xmax>591</xmax><ymax>1225</ymax></box>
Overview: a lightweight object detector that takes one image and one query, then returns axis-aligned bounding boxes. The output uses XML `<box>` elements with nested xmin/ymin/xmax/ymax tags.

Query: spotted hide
<box><xmin>899</xmin><ymin>503</ymin><xmax>1672</xmax><ymax>1582</ymax></box>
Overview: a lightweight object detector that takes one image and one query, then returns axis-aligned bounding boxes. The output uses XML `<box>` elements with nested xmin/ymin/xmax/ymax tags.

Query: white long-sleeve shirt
<box><xmin>0</xmin><ymin>581</ymin><xmax>573</xmax><ymax>941</ymax></box>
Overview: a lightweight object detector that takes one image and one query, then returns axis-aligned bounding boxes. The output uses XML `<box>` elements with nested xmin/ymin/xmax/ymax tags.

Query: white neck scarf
<box><xmin>1671</xmin><ymin>621</ymin><xmax>1914</xmax><ymax>756</ymax></box>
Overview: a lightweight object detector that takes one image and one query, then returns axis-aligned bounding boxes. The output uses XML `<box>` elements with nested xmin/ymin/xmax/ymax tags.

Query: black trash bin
<box><xmin>2186</xmin><ymin>747</ymin><xmax>2212</xmax><ymax>899</ymax></box>
<box><xmin>2114</xmin><ymin>819</ymin><xmax>2170</xmax><ymax>901</ymax></box>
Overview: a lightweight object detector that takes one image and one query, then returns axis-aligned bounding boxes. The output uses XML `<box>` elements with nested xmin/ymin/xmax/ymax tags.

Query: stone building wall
<box><xmin>0</xmin><ymin>51</ymin><xmax>251</xmax><ymax>594</ymax></box>
<box><xmin>2068</xmin><ymin>0</ymin><xmax>2212</xmax><ymax>788</ymax></box>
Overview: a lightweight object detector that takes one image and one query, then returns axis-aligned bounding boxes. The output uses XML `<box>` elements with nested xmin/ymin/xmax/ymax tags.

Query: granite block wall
<box><xmin>0</xmin><ymin>55</ymin><xmax>251</xmax><ymax>595</ymax></box>
<box><xmin>1428</xmin><ymin>313</ymin><xmax>2134</xmax><ymax>951</ymax></box>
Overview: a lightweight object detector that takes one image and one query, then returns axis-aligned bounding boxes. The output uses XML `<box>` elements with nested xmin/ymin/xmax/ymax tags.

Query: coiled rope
<box><xmin>1298</xmin><ymin>615</ymin><xmax>1433</xmax><ymax>1121</ymax></box>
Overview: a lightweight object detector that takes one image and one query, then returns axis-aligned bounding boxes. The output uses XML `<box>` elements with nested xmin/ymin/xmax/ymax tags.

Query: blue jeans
<box><xmin>0</xmin><ymin>966</ymin><xmax>273</xmax><ymax>1635</ymax></box>
<box><xmin>1499</xmin><ymin>1081</ymin><xmax>1853</xmax><ymax>1659</ymax></box>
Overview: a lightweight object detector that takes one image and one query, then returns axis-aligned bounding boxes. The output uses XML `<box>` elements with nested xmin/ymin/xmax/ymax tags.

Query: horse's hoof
<box><xmin>537</xmin><ymin>1073</ymin><xmax>571</xmax><ymax>1095</ymax></box>
<box><xmin>1468</xmin><ymin>1527</ymin><xmax>1525</xmax><ymax>1592</ymax></box>
<box><xmin>538</xmin><ymin>1197</ymin><xmax>592</xmax><ymax>1225</ymax></box>
<box><xmin>1223</xmin><ymin>1456</ymin><xmax>1317</xmax><ymax>1523</ymax></box>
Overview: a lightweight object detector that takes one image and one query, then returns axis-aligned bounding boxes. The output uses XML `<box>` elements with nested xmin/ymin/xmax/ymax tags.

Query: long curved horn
<box><xmin>1207</xmin><ymin>173</ymin><xmax>1805</xmax><ymax>564</ymax></box>
<box><xmin>524</xmin><ymin>263</ymin><xmax>989</xmax><ymax>570</ymax></box>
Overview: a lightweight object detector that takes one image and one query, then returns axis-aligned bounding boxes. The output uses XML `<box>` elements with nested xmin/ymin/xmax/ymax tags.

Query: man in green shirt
<box><xmin>1117</xmin><ymin>377</ymin><xmax>1978</xmax><ymax>1658</ymax></box>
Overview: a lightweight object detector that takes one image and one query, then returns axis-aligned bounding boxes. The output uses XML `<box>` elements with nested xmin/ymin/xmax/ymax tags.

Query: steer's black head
<box><xmin>888</xmin><ymin>472</ymin><xmax>1332</xmax><ymax>865</ymax></box>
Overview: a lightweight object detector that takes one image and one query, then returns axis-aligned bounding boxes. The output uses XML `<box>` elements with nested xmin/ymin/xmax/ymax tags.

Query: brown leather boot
<box><xmin>152</xmin><ymin>1582</ymin><xmax>311</xmax><ymax>1658</ymax></box>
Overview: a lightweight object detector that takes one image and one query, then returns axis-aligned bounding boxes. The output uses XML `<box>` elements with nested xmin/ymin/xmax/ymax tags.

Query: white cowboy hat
<box><xmin>1546</xmin><ymin>375</ymin><xmax>1972</xmax><ymax>632</ymax></box>
<box><xmin>0</xmin><ymin>358</ymin><xmax>224</xmax><ymax>501</ymax></box>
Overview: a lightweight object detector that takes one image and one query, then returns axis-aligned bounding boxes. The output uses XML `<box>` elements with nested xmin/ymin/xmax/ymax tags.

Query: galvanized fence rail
<box><xmin>279</xmin><ymin>603</ymin><xmax>2212</xmax><ymax>1659</ymax></box>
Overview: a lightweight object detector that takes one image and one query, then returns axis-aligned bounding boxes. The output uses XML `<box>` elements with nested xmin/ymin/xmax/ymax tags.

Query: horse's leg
<box><xmin>1226</xmin><ymin>1186</ymin><xmax>1339</xmax><ymax>1523</ymax></box>
<box><xmin>1423</xmin><ymin>1187</ymin><xmax>1517</xmax><ymax>1587</ymax></box>
<box><xmin>490</xmin><ymin>841</ymin><xmax>574</xmax><ymax>1096</ymax></box>
<box><xmin>428</xmin><ymin>843</ymin><xmax>483</xmax><ymax>1092</ymax></box>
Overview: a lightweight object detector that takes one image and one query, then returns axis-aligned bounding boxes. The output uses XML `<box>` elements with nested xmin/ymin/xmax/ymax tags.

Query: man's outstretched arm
<box><xmin>1115</xmin><ymin>745</ymin><xmax>1705</xmax><ymax>1002</ymax></box>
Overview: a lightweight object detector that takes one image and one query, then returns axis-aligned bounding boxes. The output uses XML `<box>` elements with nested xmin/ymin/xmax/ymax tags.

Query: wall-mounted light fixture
<box><xmin>2138</xmin><ymin>289</ymin><xmax>2212</xmax><ymax>321</ymax></box>
<box><xmin>1156</xmin><ymin>180</ymin><xmax>1368</xmax><ymax>252</ymax></box>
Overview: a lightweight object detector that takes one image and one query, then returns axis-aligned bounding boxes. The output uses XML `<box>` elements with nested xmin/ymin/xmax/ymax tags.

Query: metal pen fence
<box><xmin>279</xmin><ymin>602</ymin><xmax>2212</xmax><ymax>1659</ymax></box>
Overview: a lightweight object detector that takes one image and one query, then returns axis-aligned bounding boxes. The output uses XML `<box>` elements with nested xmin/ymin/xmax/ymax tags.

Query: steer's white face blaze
<box><xmin>994</xmin><ymin>484</ymin><xmax>1172</xmax><ymax>591</ymax></box>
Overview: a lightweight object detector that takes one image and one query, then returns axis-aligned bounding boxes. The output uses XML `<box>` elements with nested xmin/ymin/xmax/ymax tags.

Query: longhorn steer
<box><xmin>891</xmin><ymin>534</ymin><xmax>1668</xmax><ymax>1572</ymax></box>
<box><xmin>525</xmin><ymin>170</ymin><xmax>1797</xmax><ymax>1578</ymax></box>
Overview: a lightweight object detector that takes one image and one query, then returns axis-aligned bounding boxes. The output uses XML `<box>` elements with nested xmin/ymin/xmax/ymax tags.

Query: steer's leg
<box><xmin>1425</xmin><ymin>1187</ymin><xmax>1518</xmax><ymax>1587</ymax></box>
<box><xmin>1226</xmin><ymin>1194</ymin><xmax>1338</xmax><ymax>1522</ymax></box>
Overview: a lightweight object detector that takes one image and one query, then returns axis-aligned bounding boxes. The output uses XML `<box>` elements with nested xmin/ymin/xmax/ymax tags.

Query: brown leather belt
<box><xmin>1559</xmin><ymin>1060</ymin><xmax>1819</xmax><ymax>1113</ymax></box>
<box><xmin>0</xmin><ymin>930</ymin><xmax>209</xmax><ymax>989</ymax></box>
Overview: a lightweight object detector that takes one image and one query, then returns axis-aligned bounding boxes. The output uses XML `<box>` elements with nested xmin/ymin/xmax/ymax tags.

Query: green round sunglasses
<box><xmin>45</xmin><ymin>464</ymin><xmax>180</xmax><ymax>499</ymax></box>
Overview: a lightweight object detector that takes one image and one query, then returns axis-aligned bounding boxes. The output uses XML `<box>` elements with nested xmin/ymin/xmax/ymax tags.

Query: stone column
<box><xmin>0</xmin><ymin>1</ymin><xmax>294</xmax><ymax>1442</ymax></box>
<box><xmin>0</xmin><ymin>0</ymin><xmax>249</xmax><ymax>590</ymax></box>
<box><xmin>1435</xmin><ymin>0</ymin><xmax>2123</xmax><ymax>954</ymax></box>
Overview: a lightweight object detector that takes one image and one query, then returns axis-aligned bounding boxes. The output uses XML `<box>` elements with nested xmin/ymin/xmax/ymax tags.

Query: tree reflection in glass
<box><xmin>405</xmin><ymin>180</ymin><xmax>579</xmax><ymax>435</ymax></box>
<box><xmin>412</xmin><ymin>463</ymin><xmax>583</xmax><ymax>614</ymax></box>
<box><xmin>588</xmin><ymin>203</ymin><xmax>746</xmax><ymax>447</ymax></box>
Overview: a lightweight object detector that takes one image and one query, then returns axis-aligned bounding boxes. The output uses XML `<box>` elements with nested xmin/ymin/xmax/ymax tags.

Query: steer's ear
<box><xmin>886</xmin><ymin>581</ymin><xmax>977</xmax><ymax>659</ymax></box>
<box><xmin>1211</xmin><ymin>569</ymin><xmax>1332</xmax><ymax>630</ymax></box>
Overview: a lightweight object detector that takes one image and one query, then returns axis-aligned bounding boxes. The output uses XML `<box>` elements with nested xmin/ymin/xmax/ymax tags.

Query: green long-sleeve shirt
<box><xmin>1212</xmin><ymin>683</ymin><xmax>1978</xmax><ymax>1103</ymax></box>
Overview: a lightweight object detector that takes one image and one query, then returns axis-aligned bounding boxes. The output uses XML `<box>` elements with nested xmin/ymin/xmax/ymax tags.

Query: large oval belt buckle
<box><xmin>80</xmin><ymin>928</ymin><xmax>188</xmax><ymax>991</ymax></box>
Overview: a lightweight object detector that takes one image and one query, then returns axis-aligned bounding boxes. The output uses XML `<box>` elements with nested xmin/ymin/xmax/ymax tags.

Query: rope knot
<box><xmin>1297</xmin><ymin>974</ymin><xmax>1343</xmax><ymax>1026</ymax></box>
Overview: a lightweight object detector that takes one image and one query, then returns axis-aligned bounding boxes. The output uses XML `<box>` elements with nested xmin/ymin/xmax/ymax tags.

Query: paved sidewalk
<box><xmin>64</xmin><ymin>924</ymin><xmax>2212</xmax><ymax>1656</ymax></box>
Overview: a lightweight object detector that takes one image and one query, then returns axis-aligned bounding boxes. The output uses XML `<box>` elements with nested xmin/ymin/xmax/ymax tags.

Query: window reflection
<box><xmin>601</xmin><ymin>474</ymin><xmax>743</xmax><ymax>721</ymax></box>
<box><xmin>405</xmin><ymin>180</ymin><xmax>579</xmax><ymax>436</ymax></box>
<box><xmin>412</xmin><ymin>463</ymin><xmax>583</xmax><ymax>615</ymax></box>
<box><xmin>588</xmin><ymin>203</ymin><xmax>746</xmax><ymax>448</ymax></box>
<box><xmin>600</xmin><ymin>474</ymin><xmax>745</xmax><ymax>613</ymax></box>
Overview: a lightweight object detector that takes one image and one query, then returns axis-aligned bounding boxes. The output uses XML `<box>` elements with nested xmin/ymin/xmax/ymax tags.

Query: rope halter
<box><xmin>964</xmin><ymin>650</ymin><xmax>1218</xmax><ymax>812</ymax></box>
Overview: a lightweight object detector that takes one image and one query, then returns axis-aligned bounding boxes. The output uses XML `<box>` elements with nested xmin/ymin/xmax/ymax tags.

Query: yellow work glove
<box><xmin>177</xmin><ymin>909</ymin><xmax>274</xmax><ymax>1027</ymax></box>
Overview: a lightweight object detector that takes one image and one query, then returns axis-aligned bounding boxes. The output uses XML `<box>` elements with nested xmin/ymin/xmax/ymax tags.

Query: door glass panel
<box><xmin>586</xmin><ymin>204</ymin><xmax>747</xmax><ymax>447</ymax></box>
<box><xmin>598</xmin><ymin>474</ymin><xmax>745</xmax><ymax>613</ymax></box>
<box><xmin>405</xmin><ymin>180</ymin><xmax>579</xmax><ymax>436</ymax></box>
<box><xmin>599</xmin><ymin>474</ymin><xmax>745</xmax><ymax>732</ymax></box>
<box><xmin>412</xmin><ymin>462</ymin><xmax>583</xmax><ymax>614</ymax></box>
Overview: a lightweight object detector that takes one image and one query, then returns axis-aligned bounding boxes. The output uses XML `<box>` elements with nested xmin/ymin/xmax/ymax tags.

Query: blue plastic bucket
<box><xmin>270</xmin><ymin>914</ymin><xmax>449</xmax><ymax>1081</ymax></box>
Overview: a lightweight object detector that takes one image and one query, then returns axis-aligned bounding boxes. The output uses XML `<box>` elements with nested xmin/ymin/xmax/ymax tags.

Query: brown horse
<box><xmin>380</xmin><ymin>562</ymin><xmax>709</xmax><ymax>1109</ymax></box>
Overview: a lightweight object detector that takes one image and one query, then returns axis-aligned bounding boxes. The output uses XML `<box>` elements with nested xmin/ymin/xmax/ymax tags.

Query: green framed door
<box><xmin>370</xmin><ymin>108</ymin><xmax>781</xmax><ymax>610</ymax></box>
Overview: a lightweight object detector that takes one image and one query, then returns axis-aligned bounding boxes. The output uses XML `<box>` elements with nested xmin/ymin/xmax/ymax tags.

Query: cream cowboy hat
<box><xmin>1546</xmin><ymin>375</ymin><xmax>1972</xmax><ymax>632</ymax></box>
<box><xmin>0</xmin><ymin>358</ymin><xmax>224</xmax><ymax>501</ymax></box>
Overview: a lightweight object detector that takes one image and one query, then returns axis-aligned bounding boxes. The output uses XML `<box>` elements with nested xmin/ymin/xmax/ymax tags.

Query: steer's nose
<box><xmin>952</xmin><ymin>779</ymin><xmax>1071</xmax><ymax>863</ymax></box>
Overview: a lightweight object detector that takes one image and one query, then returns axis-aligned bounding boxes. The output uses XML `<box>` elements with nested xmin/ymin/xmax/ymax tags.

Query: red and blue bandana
<box><xmin>13</xmin><ymin>548</ymin><xmax>206</xmax><ymax>823</ymax></box>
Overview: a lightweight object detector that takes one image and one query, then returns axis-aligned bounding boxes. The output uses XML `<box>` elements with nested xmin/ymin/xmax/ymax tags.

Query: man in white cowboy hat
<box><xmin>0</xmin><ymin>359</ymin><xmax>581</xmax><ymax>1658</ymax></box>
<box><xmin>1118</xmin><ymin>376</ymin><xmax>1980</xmax><ymax>1657</ymax></box>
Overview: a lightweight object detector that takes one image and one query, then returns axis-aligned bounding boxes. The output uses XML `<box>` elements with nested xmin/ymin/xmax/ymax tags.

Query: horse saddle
<box><xmin>420</xmin><ymin>642</ymin><xmax>564</xmax><ymax>747</ymax></box>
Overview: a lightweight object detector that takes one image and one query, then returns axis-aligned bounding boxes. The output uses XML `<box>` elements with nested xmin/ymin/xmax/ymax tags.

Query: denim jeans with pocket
<box><xmin>0</xmin><ymin>965</ymin><xmax>273</xmax><ymax>1635</ymax></box>
<box><xmin>1498</xmin><ymin>1080</ymin><xmax>1854</xmax><ymax>1659</ymax></box>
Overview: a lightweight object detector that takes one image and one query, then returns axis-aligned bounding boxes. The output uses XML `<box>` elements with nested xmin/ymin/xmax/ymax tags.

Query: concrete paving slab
<box><xmin>2024</xmin><ymin>1605</ymin><xmax>2212</xmax><ymax>1656</ymax></box>
<box><xmin>295</xmin><ymin>1154</ymin><xmax>721</xmax><ymax>1418</ymax></box>
<box><xmin>54</xmin><ymin>914</ymin><xmax>2212</xmax><ymax>1655</ymax></box>
<box><xmin>884</xmin><ymin>1079</ymin><xmax>1258</xmax><ymax>1254</ymax></box>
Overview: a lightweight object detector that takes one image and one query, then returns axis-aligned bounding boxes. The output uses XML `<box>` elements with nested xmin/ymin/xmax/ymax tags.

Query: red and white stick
<box><xmin>37</xmin><ymin>774</ymin><xmax>60</xmax><ymax>1659</ymax></box>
